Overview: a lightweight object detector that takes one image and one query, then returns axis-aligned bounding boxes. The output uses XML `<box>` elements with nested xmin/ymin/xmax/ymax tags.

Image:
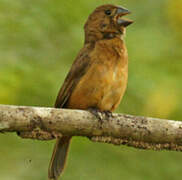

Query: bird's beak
<box><xmin>116</xmin><ymin>7</ymin><xmax>131</xmax><ymax>16</ymax></box>
<box><xmin>116</xmin><ymin>6</ymin><xmax>133</xmax><ymax>27</ymax></box>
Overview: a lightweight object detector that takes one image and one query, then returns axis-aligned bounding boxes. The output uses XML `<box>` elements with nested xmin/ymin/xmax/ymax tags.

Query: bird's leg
<box><xmin>88</xmin><ymin>108</ymin><xmax>113</xmax><ymax>124</ymax></box>
<box><xmin>88</xmin><ymin>107</ymin><xmax>103</xmax><ymax>122</ymax></box>
<box><xmin>103</xmin><ymin>110</ymin><xmax>113</xmax><ymax>118</ymax></box>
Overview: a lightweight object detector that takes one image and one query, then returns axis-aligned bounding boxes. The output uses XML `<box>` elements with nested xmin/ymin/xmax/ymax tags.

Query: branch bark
<box><xmin>0</xmin><ymin>104</ymin><xmax>182</xmax><ymax>151</ymax></box>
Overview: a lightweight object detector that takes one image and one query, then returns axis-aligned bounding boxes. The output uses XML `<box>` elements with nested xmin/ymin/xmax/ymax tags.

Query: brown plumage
<box><xmin>48</xmin><ymin>4</ymin><xmax>133</xmax><ymax>180</ymax></box>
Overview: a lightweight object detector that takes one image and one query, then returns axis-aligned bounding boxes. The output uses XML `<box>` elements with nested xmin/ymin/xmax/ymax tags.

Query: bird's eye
<box><xmin>105</xmin><ymin>9</ymin><xmax>111</xmax><ymax>15</ymax></box>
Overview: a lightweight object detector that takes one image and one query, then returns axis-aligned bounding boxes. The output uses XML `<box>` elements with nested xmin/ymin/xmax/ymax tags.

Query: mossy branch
<box><xmin>0</xmin><ymin>104</ymin><xmax>182</xmax><ymax>151</ymax></box>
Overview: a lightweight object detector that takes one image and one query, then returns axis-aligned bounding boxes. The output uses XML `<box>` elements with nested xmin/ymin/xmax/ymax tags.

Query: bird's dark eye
<box><xmin>105</xmin><ymin>9</ymin><xmax>111</xmax><ymax>15</ymax></box>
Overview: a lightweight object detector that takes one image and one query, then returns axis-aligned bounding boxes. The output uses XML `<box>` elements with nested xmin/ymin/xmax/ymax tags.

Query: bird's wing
<box><xmin>54</xmin><ymin>44</ymin><xmax>92</xmax><ymax>108</ymax></box>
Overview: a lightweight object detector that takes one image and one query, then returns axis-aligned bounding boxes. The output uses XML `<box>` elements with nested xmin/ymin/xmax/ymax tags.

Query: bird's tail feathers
<box><xmin>48</xmin><ymin>136</ymin><xmax>71</xmax><ymax>180</ymax></box>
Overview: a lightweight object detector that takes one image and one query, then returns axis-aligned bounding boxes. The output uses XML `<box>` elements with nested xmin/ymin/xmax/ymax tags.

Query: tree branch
<box><xmin>0</xmin><ymin>104</ymin><xmax>182</xmax><ymax>151</ymax></box>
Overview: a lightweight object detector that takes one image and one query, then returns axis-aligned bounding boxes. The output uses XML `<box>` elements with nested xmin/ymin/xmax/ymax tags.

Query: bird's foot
<box><xmin>88</xmin><ymin>108</ymin><xmax>113</xmax><ymax>124</ymax></box>
<box><xmin>88</xmin><ymin>107</ymin><xmax>103</xmax><ymax>123</ymax></box>
<box><xmin>103</xmin><ymin>110</ymin><xmax>113</xmax><ymax>119</ymax></box>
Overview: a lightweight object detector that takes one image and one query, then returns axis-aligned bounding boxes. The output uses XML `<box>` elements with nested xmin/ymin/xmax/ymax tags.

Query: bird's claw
<box><xmin>88</xmin><ymin>107</ymin><xmax>103</xmax><ymax>123</ymax></box>
<box><xmin>103</xmin><ymin>110</ymin><xmax>113</xmax><ymax>118</ymax></box>
<box><xmin>88</xmin><ymin>108</ymin><xmax>113</xmax><ymax>124</ymax></box>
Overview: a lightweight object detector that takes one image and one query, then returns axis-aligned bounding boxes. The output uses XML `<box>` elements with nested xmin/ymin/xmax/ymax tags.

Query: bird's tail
<box><xmin>48</xmin><ymin>136</ymin><xmax>71</xmax><ymax>180</ymax></box>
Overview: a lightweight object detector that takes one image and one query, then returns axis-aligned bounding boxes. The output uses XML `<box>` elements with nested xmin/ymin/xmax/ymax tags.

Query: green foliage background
<box><xmin>0</xmin><ymin>0</ymin><xmax>182</xmax><ymax>179</ymax></box>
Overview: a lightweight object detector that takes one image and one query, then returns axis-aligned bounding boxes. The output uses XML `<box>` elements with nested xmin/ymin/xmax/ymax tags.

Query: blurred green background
<box><xmin>0</xmin><ymin>0</ymin><xmax>182</xmax><ymax>179</ymax></box>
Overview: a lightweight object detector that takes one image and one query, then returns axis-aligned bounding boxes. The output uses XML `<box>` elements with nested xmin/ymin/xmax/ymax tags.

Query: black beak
<box><xmin>116</xmin><ymin>6</ymin><xmax>133</xmax><ymax>27</ymax></box>
<box><xmin>116</xmin><ymin>6</ymin><xmax>131</xmax><ymax>16</ymax></box>
<box><xmin>117</xmin><ymin>19</ymin><xmax>133</xmax><ymax>27</ymax></box>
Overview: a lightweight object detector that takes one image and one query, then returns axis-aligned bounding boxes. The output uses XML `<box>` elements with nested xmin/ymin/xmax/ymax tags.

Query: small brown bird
<box><xmin>48</xmin><ymin>4</ymin><xmax>133</xmax><ymax>180</ymax></box>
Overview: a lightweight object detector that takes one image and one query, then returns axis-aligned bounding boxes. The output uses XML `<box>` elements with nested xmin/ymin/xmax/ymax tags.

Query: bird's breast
<box><xmin>67</xmin><ymin>39</ymin><xmax>128</xmax><ymax>111</ymax></box>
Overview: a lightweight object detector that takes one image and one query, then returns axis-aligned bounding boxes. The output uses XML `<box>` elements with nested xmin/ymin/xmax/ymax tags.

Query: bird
<box><xmin>48</xmin><ymin>4</ymin><xmax>133</xmax><ymax>180</ymax></box>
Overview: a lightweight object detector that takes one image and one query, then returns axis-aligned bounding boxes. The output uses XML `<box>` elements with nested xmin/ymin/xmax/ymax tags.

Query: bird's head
<box><xmin>84</xmin><ymin>4</ymin><xmax>133</xmax><ymax>43</ymax></box>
